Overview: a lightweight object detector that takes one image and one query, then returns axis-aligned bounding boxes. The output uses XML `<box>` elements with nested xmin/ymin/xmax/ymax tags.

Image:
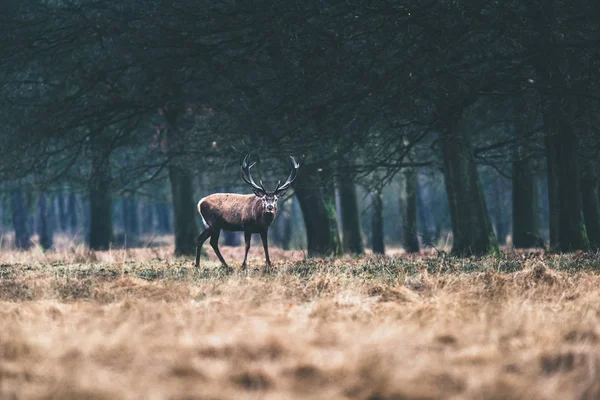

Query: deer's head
<box><xmin>241</xmin><ymin>154</ymin><xmax>301</xmax><ymax>215</ymax></box>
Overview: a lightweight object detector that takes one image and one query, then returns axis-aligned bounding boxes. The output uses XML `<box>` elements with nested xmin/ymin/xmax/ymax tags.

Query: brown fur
<box><xmin>195</xmin><ymin>154</ymin><xmax>300</xmax><ymax>270</ymax></box>
<box><xmin>198</xmin><ymin>193</ymin><xmax>276</xmax><ymax>233</ymax></box>
<box><xmin>195</xmin><ymin>193</ymin><xmax>278</xmax><ymax>270</ymax></box>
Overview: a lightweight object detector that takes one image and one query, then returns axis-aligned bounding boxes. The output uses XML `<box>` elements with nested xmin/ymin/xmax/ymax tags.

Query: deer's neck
<box><xmin>262</xmin><ymin>210</ymin><xmax>276</xmax><ymax>226</ymax></box>
<box><xmin>251</xmin><ymin>198</ymin><xmax>276</xmax><ymax>228</ymax></box>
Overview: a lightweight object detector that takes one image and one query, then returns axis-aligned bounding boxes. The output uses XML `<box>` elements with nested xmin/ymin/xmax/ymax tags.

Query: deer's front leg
<box><xmin>241</xmin><ymin>230</ymin><xmax>252</xmax><ymax>270</ymax></box>
<box><xmin>259</xmin><ymin>229</ymin><xmax>272</xmax><ymax>271</ymax></box>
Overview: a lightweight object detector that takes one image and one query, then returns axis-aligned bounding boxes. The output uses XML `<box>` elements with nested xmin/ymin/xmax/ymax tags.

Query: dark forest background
<box><xmin>1</xmin><ymin>0</ymin><xmax>599</xmax><ymax>257</ymax></box>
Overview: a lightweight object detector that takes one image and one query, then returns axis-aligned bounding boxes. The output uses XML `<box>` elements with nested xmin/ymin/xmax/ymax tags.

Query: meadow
<box><xmin>1</xmin><ymin>243</ymin><xmax>600</xmax><ymax>399</ymax></box>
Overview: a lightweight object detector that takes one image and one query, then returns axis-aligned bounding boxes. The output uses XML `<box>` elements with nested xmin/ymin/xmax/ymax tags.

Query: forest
<box><xmin>1</xmin><ymin>0</ymin><xmax>598</xmax><ymax>257</ymax></box>
<box><xmin>3</xmin><ymin>2</ymin><xmax>600</xmax><ymax>399</ymax></box>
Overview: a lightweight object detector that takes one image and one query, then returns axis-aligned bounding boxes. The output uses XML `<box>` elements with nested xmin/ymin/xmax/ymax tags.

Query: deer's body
<box><xmin>198</xmin><ymin>194</ymin><xmax>276</xmax><ymax>233</ymax></box>
<box><xmin>195</xmin><ymin>155</ymin><xmax>301</xmax><ymax>272</ymax></box>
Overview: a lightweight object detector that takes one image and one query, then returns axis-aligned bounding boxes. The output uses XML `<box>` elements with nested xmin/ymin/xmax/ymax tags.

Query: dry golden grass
<box><xmin>1</xmin><ymin>246</ymin><xmax>600</xmax><ymax>399</ymax></box>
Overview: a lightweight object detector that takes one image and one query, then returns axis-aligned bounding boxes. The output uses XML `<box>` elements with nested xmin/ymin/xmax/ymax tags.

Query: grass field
<box><xmin>1</xmin><ymin>245</ymin><xmax>600</xmax><ymax>399</ymax></box>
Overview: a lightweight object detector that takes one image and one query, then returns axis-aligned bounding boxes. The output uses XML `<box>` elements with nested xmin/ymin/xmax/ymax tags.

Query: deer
<box><xmin>195</xmin><ymin>154</ymin><xmax>301</xmax><ymax>272</ymax></box>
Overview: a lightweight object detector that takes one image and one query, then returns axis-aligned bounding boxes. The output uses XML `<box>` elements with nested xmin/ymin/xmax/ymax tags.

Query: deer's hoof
<box><xmin>263</xmin><ymin>266</ymin><xmax>275</xmax><ymax>275</ymax></box>
<box><xmin>219</xmin><ymin>266</ymin><xmax>234</xmax><ymax>275</ymax></box>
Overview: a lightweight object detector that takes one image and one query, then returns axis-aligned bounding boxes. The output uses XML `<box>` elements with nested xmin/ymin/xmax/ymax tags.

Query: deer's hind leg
<box><xmin>209</xmin><ymin>229</ymin><xmax>230</xmax><ymax>270</ymax></box>
<box><xmin>195</xmin><ymin>228</ymin><xmax>212</xmax><ymax>268</ymax></box>
<box><xmin>241</xmin><ymin>230</ymin><xmax>252</xmax><ymax>270</ymax></box>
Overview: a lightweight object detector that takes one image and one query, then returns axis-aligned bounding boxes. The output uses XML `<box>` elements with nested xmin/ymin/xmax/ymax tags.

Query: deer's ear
<box><xmin>253</xmin><ymin>189</ymin><xmax>265</xmax><ymax>198</ymax></box>
<box><xmin>275</xmin><ymin>190</ymin><xmax>287</xmax><ymax>198</ymax></box>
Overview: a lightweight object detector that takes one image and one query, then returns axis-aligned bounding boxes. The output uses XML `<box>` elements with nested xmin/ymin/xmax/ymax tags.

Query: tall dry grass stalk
<box><xmin>1</xmin><ymin>247</ymin><xmax>600</xmax><ymax>399</ymax></box>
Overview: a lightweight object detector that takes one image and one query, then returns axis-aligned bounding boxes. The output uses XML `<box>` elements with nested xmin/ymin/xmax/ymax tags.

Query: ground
<box><xmin>1</xmin><ymin>244</ymin><xmax>600</xmax><ymax>399</ymax></box>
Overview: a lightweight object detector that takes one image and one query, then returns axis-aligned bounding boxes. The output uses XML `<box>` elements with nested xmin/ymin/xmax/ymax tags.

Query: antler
<box><xmin>241</xmin><ymin>154</ymin><xmax>266</xmax><ymax>194</ymax></box>
<box><xmin>275</xmin><ymin>156</ymin><xmax>302</xmax><ymax>194</ymax></box>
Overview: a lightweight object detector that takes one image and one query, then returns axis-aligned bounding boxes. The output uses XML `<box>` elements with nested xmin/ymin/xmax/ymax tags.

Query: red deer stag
<box><xmin>195</xmin><ymin>154</ymin><xmax>301</xmax><ymax>271</ymax></box>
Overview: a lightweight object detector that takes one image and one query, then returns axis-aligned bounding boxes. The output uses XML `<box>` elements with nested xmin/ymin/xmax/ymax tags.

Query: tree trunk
<box><xmin>281</xmin><ymin>198</ymin><xmax>294</xmax><ymax>250</ymax></box>
<box><xmin>294</xmin><ymin>165</ymin><xmax>342</xmax><ymax>257</ymax></box>
<box><xmin>512</xmin><ymin>130</ymin><xmax>538</xmax><ymax>248</ymax></box>
<box><xmin>37</xmin><ymin>193</ymin><xmax>54</xmax><ymax>250</ymax></box>
<box><xmin>222</xmin><ymin>230</ymin><xmax>241</xmax><ymax>247</ymax></box>
<box><xmin>140</xmin><ymin>200</ymin><xmax>154</xmax><ymax>234</ymax></box>
<box><xmin>11</xmin><ymin>188</ymin><xmax>31</xmax><ymax>249</ymax></box>
<box><xmin>56</xmin><ymin>190</ymin><xmax>67</xmax><ymax>232</ymax></box>
<box><xmin>338</xmin><ymin>172</ymin><xmax>365</xmax><ymax>254</ymax></box>
<box><xmin>416</xmin><ymin>178</ymin><xmax>432</xmax><ymax>247</ymax></box>
<box><xmin>1</xmin><ymin>195</ymin><xmax>8</xmax><ymax>230</ymax></box>
<box><xmin>492</xmin><ymin>178</ymin><xmax>510</xmax><ymax>246</ymax></box>
<box><xmin>371</xmin><ymin>190</ymin><xmax>385</xmax><ymax>255</ymax></box>
<box><xmin>401</xmin><ymin>168</ymin><xmax>420</xmax><ymax>253</ymax></box>
<box><xmin>528</xmin><ymin>2</ymin><xmax>590</xmax><ymax>252</ymax></box>
<box><xmin>581</xmin><ymin>161</ymin><xmax>600</xmax><ymax>250</ymax></box>
<box><xmin>122</xmin><ymin>195</ymin><xmax>140</xmax><ymax>243</ymax></box>
<box><xmin>89</xmin><ymin>143</ymin><xmax>113</xmax><ymax>250</ymax></box>
<box><xmin>165</xmin><ymin>107</ymin><xmax>198</xmax><ymax>256</ymax></box>
<box><xmin>440</xmin><ymin>113</ymin><xmax>498</xmax><ymax>256</ymax></box>
<box><xmin>155</xmin><ymin>203</ymin><xmax>171</xmax><ymax>233</ymax></box>
<box><xmin>168</xmin><ymin>167</ymin><xmax>199</xmax><ymax>256</ymax></box>
<box><xmin>544</xmin><ymin>110</ymin><xmax>560</xmax><ymax>250</ymax></box>
<box><xmin>67</xmin><ymin>191</ymin><xmax>78</xmax><ymax>235</ymax></box>
<box><xmin>542</xmin><ymin>96</ymin><xmax>589</xmax><ymax>252</ymax></box>
<box><xmin>82</xmin><ymin>193</ymin><xmax>91</xmax><ymax>241</ymax></box>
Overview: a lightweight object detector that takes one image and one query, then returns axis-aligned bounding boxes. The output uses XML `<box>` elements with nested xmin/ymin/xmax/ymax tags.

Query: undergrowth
<box><xmin>1</xmin><ymin>248</ymin><xmax>600</xmax><ymax>399</ymax></box>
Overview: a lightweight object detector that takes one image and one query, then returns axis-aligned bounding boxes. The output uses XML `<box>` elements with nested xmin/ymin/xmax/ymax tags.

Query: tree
<box><xmin>280</xmin><ymin>198</ymin><xmax>295</xmax><ymax>251</ymax></box>
<box><xmin>581</xmin><ymin>160</ymin><xmax>600</xmax><ymax>250</ymax></box>
<box><xmin>3</xmin><ymin>0</ymin><xmax>600</xmax><ymax>258</ymax></box>
<box><xmin>540</xmin><ymin>96</ymin><xmax>589</xmax><ymax>252</ymax></box>
<box><xmin>164</xmin><ymin>106</ymin><xmax>199</xmax><ymax>256</ymax></box>
<box><xmin>371</xmin><ymin>190</ymin><xmax>385</xmax><ymax>255</ymax></box>
<box><xmin>400</xmin><ymin>168</ymin><xmax>420</xmax><ymax>253</ymax></box>
<box><xmin>295</xmin><ymin>165</ymin><xmax>342</xmax><ymax>257</ymax></box>
<box><xmin>37</xmin><ymin>193</ymin><xmax>54</xmax><ymax>250</ymax></box>
<box><xmin>67</xmin><ymin>192</ymin><xmax>79</xmax><ymax>235</ymax></box>
<box><xmin>416</xmin><ymin>176</ymin><xmax>433</xmax><ymax>247</ymax></box>
<box><xmin>88</xmin><ymin>135</ymin><xmax>113</xmax><ymax>250</ymax></box>
<box><xmin>55</xmin><ymin>190</ymin><xmax>65</xmax><ymax>232</ymax></box>
<box><xmin>523</xmin><ymin>0</ymin><xmax>594</xmax><ymax>252</ymax></box>
<box><xmin>440</xmin><ymin>109</ymin><xmax>498</xmax><ymax>256</ymax></box>
<box><xmin>338</xmin><ymin>171</ymin><xmax>365</xmax><ymax>255</ymax></box>
<box><xmin>10</xmin><ymin>188</ymin><xmax>31</xmax><ymax>250</ymax></box>
<box><xmin>512</xmin><ymin>100</ymin><xmax>539</xmax><ymax>248</ymax></box>
<box><xmin>121</xmin><ymin>195</ymin><xmax>140</xmax><ymax>245</ymax></box>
